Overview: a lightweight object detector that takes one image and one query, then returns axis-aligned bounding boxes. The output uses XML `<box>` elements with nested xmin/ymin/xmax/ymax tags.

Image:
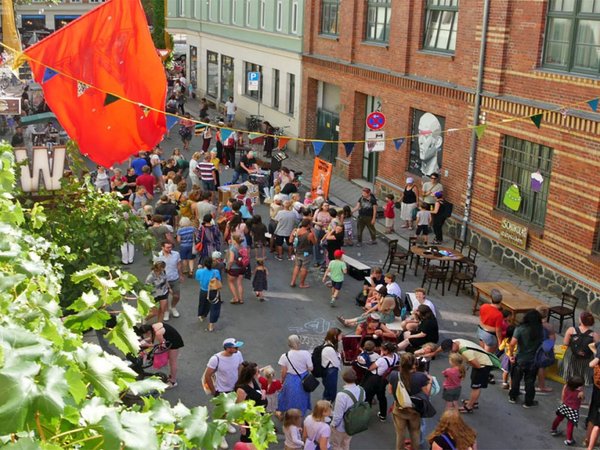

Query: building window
<box><xmin>244</xmin><ymin>62</ymin><xmax>263</xmax><ymax>100</ymax></box>
<box><xmin>246</xmin><ymin>0</ymin><xmax>252</xmax><ymax>25</ymax></box>
<box><xmin>497</xmin><ymin>136</ymin><xmax>553</xmax><ymax>227</ymax></box>
<box><xmin>292</xmin><ymin>1</ymin><xmax>299</xmax><ymax>33</ymax></box>
<box><xmin>260</xmin><ymin>0</ymin><xmax>266</xmax><ymax>28</ymax></box>
<box><xmin>543</xmin><ymin>0</ymin><xmax>600</xmax><ymax>75</ymax></box>
<box><xmin>288</xmin><ymin>73</ymin><xmax>295</xmax><ymax>115</ymax></box>
<box><xmin>273</xmin><ymin>69</ymin><xmax>280</xmax><ymax>109</ymax></box>
<box><xmin>208</xmin><ymin>0</ymin><xmax>213</xmax><ymax>19</ymax></box>
<box><xmin>423</xmin><ymin>0</ymin><xmax>459</xmax><ymax>52</ymax></box>
<box><xmin>321</xmin><ymin>0</ymin><xmax>340</xmax><ymax>35</ymax></box>
<box><xmin>366</xmin><ymin>0</ymin><xmax>391</xmax><ymax>42</ymax></box>
<box><xmin>232</xmin><ymin>0</ymin><xmax>237</xmax><ymax>24</ymax></box>
<box><xmin>276</xmin><ymin>0</ymin><xmax>283</xmax><ymax>31</ymax></box>
<box><xmin>221</xmin><ymin>56</ymin><xmax>234</xmax><ymax>103</ymax></box>
<box><xmin>207</xmin><ymin>51</ymin><xmax>219</xmax><ymax>98</ymax></box>
<box><xmin>70</xmin><ymin>0</ymin><xmax>82</xmax><ymax>3</ymax></box>
<box><xmin>177</xmin><ymin>0</ymin><xmax>184</xmax><ymax>16</ymax></box>
<box><xmin>219</xmin><ymin>0</ymin><xmax>224</xmax><ymax>22</ymax></box>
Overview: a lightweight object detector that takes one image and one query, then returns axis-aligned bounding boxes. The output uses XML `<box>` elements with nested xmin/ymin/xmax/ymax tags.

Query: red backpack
<box><xmin>238</xmin><ymin>247</ymin><xmax>250</xmax><ymax>267</ymax></box>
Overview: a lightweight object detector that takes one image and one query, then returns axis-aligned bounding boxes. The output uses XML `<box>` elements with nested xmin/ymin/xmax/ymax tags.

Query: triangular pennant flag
<box><xmin>587</xmin><ymin>98</ymin><xmax>599</xmax><ymax>112</ymax></box>
<box><xmin>103</xmin><ymin>93</ymin><xmax>120</xmax><ymax>106</ymax></box>
<box><xmin>393</xmin><ymin>138</ymin><xmax>405</xmax><ymax>151</ymax></box>
<box><xmin>165</xmin><ymin>115</ymin><xmax>178</xmax><ymax>131</ymax></box>
<box><xmin>142</xmin><ymin>107</ymin><xmax>150</xmax><ymax>118</ymax></box>
<box><xmin>249</xmin><ymin>133</ymin><xmax>264</xmax><ymax>144</ymax></box>
<box><xmin>42</xmin><ymin>68</ymin><xmax>58</xmax><ymax>83</ymax></box>
<box><xmin>76</xmin><ymin>81</ymin><xmax>89</xmax><ymax>97</ymax></box>
<box><xmin>312</xmin><ymin>141</ymin><xmax>325</xmax><ymax>156</ymax></box>
<box><xmin>474</xmin><ymin>124</ymin><xmax>487</xmax><ymax>139</ymax></box>
<box><xmin>530</xmin><ymin>113</ymin><xmax>543</xmax><ymax>129</ymax></box>
<box><xmin>343</xmin><ymin>142</ymin><xmax>355</xmax><ymax>157</ymax></box>
<box><xmin>221</xmin><ymin>129</ymin><xmax>233</xmax><ymax>143</ymax></box>
<box><xmin>277</xmin><ymin>137</ymin><xmax>290</xmax><ymax>149</ymax></box>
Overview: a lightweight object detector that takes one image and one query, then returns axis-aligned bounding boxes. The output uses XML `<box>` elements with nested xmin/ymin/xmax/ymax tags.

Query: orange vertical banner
<box><xmin>311</xmin><ymin>157</ymin><xmax>333</xmax><ymax>199</ymax></box>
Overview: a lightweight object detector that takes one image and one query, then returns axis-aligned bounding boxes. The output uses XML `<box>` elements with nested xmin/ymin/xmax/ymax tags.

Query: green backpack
<box><xmin>342</xmin><ymin>387</ymin><xmax>371</xmax><ymax>436</ymax></box>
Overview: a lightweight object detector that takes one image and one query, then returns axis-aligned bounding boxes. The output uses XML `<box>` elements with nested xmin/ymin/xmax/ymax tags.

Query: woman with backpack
<box><xmin>319</xmin><ymin>328</ymin><xmax>342</xmax><ymax>402</ymax></box>
<box><xmin>362</xmin><ymin>341</ymin><xmax>399</xmax><ymax>422</ymax></box>
<box><xmin>430</xmin><ymin>191</ymin><xmax>450</xmax><ymax>245</ymax></box>
<box><xmin>560</xmin><ymin>311</ymin><xmax>599</xmax><ymax>387</ymax></box>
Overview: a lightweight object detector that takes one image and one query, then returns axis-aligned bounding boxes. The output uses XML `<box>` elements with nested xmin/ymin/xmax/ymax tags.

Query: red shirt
<box><xmin>480</xmin><ymin>304</ymin><xmax>503</xmax><ymax>329</ymax></box>
<box><xmin>384</xmin><ymin>200</ymin><xmax>395</xmax><ymax>219</ymax></box>
<box><xmin>259</xmin><ymin>376</ymin><xmax>282</xmax><ymax>395</ymax></box>
<box><xmin>136</xmin><ymin>173</ymin><xmax>155</xmax><ymax>194</ymax></box>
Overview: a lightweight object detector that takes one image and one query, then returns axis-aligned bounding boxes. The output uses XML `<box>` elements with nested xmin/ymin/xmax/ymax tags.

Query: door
<box><xmin>362</xmin><ymin>96</ymin><xmax>382</xmax><ymax>182</ymax></box>
<box><xmin>316</xmin><ymin>108</ymin><xmax>339</xmax><ymax>163</ymax></box>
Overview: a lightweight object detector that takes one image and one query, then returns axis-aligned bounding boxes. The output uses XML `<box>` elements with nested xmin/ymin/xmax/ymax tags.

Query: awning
<box><xmin>20</xmin><ymin>112</ymin><xmax>57</xmax><ymax>125</ymax></box>
<box><xmin>22</xmin><ymin>15</ymin><xmax>45</xmax><ymax>19</ymax></box>
<box><xmin>55</xmin><ymin>15</ymin><xmax>80</xmax><ymax>20</ymax></box>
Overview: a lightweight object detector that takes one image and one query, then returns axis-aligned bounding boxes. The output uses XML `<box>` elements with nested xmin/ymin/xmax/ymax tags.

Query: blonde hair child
<box><xmin>442</xmin><ymin>353</ymin><xmax>466</xmax><ymax>410</ymax></box>
<box><xmin>283</xmin><ymin>408</ymin><xmax>304</xmax><ymax>450</ymax></box>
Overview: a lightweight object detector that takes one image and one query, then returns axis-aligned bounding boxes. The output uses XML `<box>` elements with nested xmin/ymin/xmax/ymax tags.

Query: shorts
<box><xmin>202</xmin><ymin>180</ymin><xmax>216</xmax><ymax>192</ymax></box>
<box><xmin>477</xmin><ymin>326</ymin><xmax>498</xmax><ymax>348</ymax></box>
<box><xmin>385</xmin><ymin>218</ymin><xmax>394</xmax><ymax>227</ymax></box>
<box><xmin>252</xmin><ymin>239</ymin><xmax>267</xmax><ymax>249</ymax></box>
<box><xmin>294</xmin><ymin>253</ymin><xmax>312</xmax><ymax>268</ymax></box>
<box><xmin>442</xmin><ymin>387</ymin><xmax>461</xmax><ymax>402</ymax></box>
<box><xmin>470</xmin><ymin>366</ymin><xmax>492</xmax><ymax>389</ymax></box>
<box><xmin>227</xmin><ymin>267</ymin><xmax>244</xmax><ymax>277</ymax></box>
<box><xmin>152</xmin><ymin>165</ymin><xmax>163</xmax><ymax>178</ymax></box>
<box><xmin>274</xmin><ymin>234</ymin><xmax>288</xmax><ymax>247</ymax></box>
<box><xmin>168</xmin><ymin>279</ymin><xmax>180</xmax><ymax>295</ymax></box>
<box><xmin>154</xmin><ymin>293</ymin><xmax>168</xmax><ymax>303</ymax></box>
<box><xmin>331</xmin><ymin>280</ymin><xmax>343</xmax><ymax>291</ymax></box>
<box><xmin>179</xmin><ymin>245</ymin><xmax>193</xmax><ymax>260</ymax></box>
<box><xmin>416</xmin><ymin>225</ymin><xmax>429</xmax><ymax>236</ymax></box>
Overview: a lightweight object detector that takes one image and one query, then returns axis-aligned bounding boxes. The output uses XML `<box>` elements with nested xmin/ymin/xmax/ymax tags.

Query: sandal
<box><xmin>290</xmin><ymin>283</ymin><xmax>297</xmax><ymax>288</ymax></box>
<box><xmin>459</xmin><ymin>405</ymin><xmax>474</xmax><ymax>413</ymax></box>
<box><xmin>337</xmin><ymin>316</ymin><xmax>348</xmax><ymax>327</ymax></box>
<box><xmin>230</xmin><ymin>299</ymin><xmax>240</xmax><ymax>304</ymax></box>
<box><xmin>462</xmin><ymin>399</ymin><xmax>479</xmax><ymax>409</ymax></box>
<box><xmin>299</xmin><ymin>284</ymin><xmax>310</xmax><ymax>289</ymax></box>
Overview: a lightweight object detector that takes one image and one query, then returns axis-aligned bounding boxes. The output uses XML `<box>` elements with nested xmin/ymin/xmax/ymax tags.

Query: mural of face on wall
<box><xmin>409</xmin><ymin>110</ymin><xmax>445</xmax><ymax>177</ymax></box>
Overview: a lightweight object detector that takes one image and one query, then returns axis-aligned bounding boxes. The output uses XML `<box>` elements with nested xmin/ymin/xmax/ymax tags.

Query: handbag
<box><xmin>594</xmin><ymin>365</ymin><xmax>600</xmax><ymax>389</ymax></box>
<box><xmin>195</xmin><ymin>227</ymin><xmax>206</xmax><ymax>253</ymax></box>
<box><xmin>286</xmin><ymin>352</ymin><xmax>320</xmax><ymax>393</ymax></box>
<box><xmin>208</xmin><ymin>270</ymin><xmax>223</xmax><ymax>304</ymax></box>
<box><xmin>152</xmin><ymin>344</ymin><xmax>170</xmax><ymax>369</ymax></box>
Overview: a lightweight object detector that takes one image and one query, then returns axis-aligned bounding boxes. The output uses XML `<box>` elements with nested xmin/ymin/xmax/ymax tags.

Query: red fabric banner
<box><xmin>24</xmin><ymin>0</ymin><xmax>167</xmax><ymax>167</ymax></box>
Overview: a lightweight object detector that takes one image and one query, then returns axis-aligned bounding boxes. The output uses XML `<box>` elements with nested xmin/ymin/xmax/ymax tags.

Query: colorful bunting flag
<box><xmin>588</xmin><ymin>98</ymin><xmax>599</xmax><ymax>112</ymax></box>
<box><xmin>343</xmin><ymin>142</ymin><xmax>355</xmax><ymax>157</ymax></box>
<box><xmin>393</xmin><ymin>138</ymin><xmax>405</xmax><ymax>151</ymax></box>
<box><xmin>221</xmin><ymin>129</ymin><xmax>233</xmax><ymax>143</ymax></box>
<box><xmin>249</xmin><ymin>133</ymin><xmax>264</xmax><ymax>144</ymax></box>
<box><xmin>277</xmin><ymin>137</ymin><xmax>290</xmax><ymax>150</ymax></box>
<box><xmin>142</xmin><ymin>107</ymin><xmax>150</xmax><ymax>118</ymax></box>
<box><xmin>474</xmin><ymin>124</ymin><xmax>487</xmax><ymax>139</ymax></box>
<box><xmin>42</xmin><ymin>68</ymin><xmax>58</xmax><ymax>84</ymax></box>
<box><xmin>23</xmin><ymin>0</ymin><xmax>167</xmax><ymax>167</ymax></box>
<box><xmin>103</xmin><ymin>93</ymin><xmax>120</xmax><ymax>106</ymax></box>
<box><xmin>166</xmin><ymin>115</ymin><xmax>178</xmax><ymax>131</ymax></box>
<box><xmin>530</xmin><ymin>113</ymin><xmax>543</xmax><ymax>129</ymax></box>
<box><xmin>313</xmin><ymin>141</ymin><xmax>325</xmax><ymax>156</ymax></box>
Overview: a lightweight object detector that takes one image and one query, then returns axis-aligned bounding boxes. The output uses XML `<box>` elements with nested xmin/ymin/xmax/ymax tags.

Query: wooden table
<box><xmin>472</xmin><ymin>281</ymin><xmax>549</xmax><ymax>324</ymax></box>
<box><xmin>410</xmin><ymin>245</ymin><xmax>464</xmax><ymax>276</ymax></box>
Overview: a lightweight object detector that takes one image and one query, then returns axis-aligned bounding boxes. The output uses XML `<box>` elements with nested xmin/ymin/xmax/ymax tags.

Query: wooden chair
<box><xmin>548</xmin><ymin>293</ymin><xmax>579</xmax><ymax>333</ymax></box>
<box><xmin>464</xmin><ymin>246</ymin><xmax>478</xmax><ymax>265</ymax></box>
<box><xmin>421</xmin><ymin>262</ymin><xmax>450</xmax><ymax>296</ymax></box>
<box><xmin>389</xmin><ymin>252</ymin><xmax>409</xmax><ymax>282</ymax></box>
<box><xmin>408</xmin><ymin>236</ymin><xmax>420</xmax><ymax>269</ymax></box>
<box><xmin>383</xmin><ymin>239</ymin><xmax>399</xmax><ymax>271</ymax></box>
<box><xmin>451</xmin><ymin>263</ymin><xmax>477</xmax><ymax>296</ymax></box>
<box><xmin>453</xmin><ymin>238</ymin><xmax>465</xmax><ymax>252</ymax></box>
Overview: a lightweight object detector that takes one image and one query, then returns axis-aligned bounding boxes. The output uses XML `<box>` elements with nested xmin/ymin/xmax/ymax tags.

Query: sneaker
<box><xmin>488</xmin><ymin>374</ymin><xmax>496</xmax><ymax>385</ymax></box>
<box><xmin>171</xmin><ymin>307</ymin><xmax>180</xmax><ymax>318</ymax></box>
<box><xmin>550</xmin><ymin>430</ymin><xmax>563</xmax><ymax>437</ymax></box>
<box><xmin>368</xmin><ymin>240</ymin><xmax>377</xmax><ymax>245</ymax></box>
<box><xmin>502</xmin><ymin>382</ymin><xmax>510</xmax><ymax>389</ymax></box>
<box><xmin>564</xmin><ymin>440</ymin><xmax>576</xmax><ymax>446</ymax></box>
<box><xmin>377</xmin><ymin>413</ymin><xmax>386</xmax><ymax>422</ymax></box>
<box><xmin>508</xmin><ymin>397</ymin><xmax>517</xmax><ymax>404</ymax></box>
<box><xmin>523</xmin><ymin>401</ymin><xmax>539</xmax><ymax>408</ymax></box>
<box><xmin>163</xmin><ymin>310</ymin><xmax>170</xmax><ymax>321</ymax></box>
<box><xmin>198</xmin><ymin>316</ymin><xmax>204</xmax><ymax>322</ymax></box>
<box><xmin>330</xmin><ymin>299</ymin><xmax>336</xmax><ymax>307</ymax></box>
<box><xmin>166</xmin><ymin>380</ymin><xmax>178</xmax><ymax>389</ymax></box>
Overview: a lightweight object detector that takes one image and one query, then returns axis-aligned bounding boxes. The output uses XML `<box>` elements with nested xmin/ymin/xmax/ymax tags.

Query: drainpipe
<box><xmin>460</xmin><ymin>0</ymin><xmax>491</xmax><ymax>242</ymax></box>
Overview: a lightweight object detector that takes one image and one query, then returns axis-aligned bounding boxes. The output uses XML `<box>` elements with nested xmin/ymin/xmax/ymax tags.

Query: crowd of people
<box><xmin>92</xmin><ymin>127</ymin><xmax>600</xmax><ymax>450</ymax></box>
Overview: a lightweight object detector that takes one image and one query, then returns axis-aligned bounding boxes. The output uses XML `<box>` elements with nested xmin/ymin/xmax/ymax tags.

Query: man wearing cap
<box><xmin>323</xmin><ymin>249</ymin><xmax>347</xmax><ymax>307</ymax></box>
<box><xmin>438</xmin><ymin>338</ymin><xmax>495</xmax><ymax>413</ymax></box>
<box><xmin>351</xmin><ymin>187</ymin><xmax>378</xmax><ymax>247</ymax></box>
<box><xmin>232</xmin><ymin>149</ymin><xmax>259</xmax><ymax>184</ymax></box>
<box><xmin>204</xmin><ymin>338</ymin><xmax>245</xmax><ymax>396</ymax></box>
<box><xmin>331</xmin><ymin>368</ymin><xmax>366</xmax><ymax>449</ymax></box>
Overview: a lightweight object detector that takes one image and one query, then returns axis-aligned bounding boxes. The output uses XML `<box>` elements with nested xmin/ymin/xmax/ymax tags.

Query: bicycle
<box><xmin>246</xmin><ymin>114</ymin><xmax>264</xmax><ymax>132</ymax></box>
<box><xmin>274</xmin><ymin>125</ymin><xmax>291</xmax><ymax>151</ymax></box>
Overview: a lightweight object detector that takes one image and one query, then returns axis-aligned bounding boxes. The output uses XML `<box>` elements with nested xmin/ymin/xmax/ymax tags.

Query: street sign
<box><xmin>366</xmin><ymin>111</ymin><xmax>386</xmax><ymax>130</ymax></box>
<box><xmin>365</xmin><ymin>130</ymin><xmax>385</xmax><ymax>152</ymax></box>
<box><xmin>247</xmin><ymin>71</ymin><xmax>260</xmax><ymax>91</ymax></box>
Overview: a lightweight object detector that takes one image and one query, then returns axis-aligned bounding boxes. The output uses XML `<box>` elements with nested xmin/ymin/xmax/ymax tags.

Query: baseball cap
<box><xmin>212</xmin><ymin>251</ymin><xmax>222</xmax><ymax>260</ymax></box>
<box><xmin>375</xmin><ymin>284</ymin><xmax>388</xmax><ymax>296</ymax></box>
<box><xmin>369</xmin><ymin>313</ymin><xmax>381</xmax><ymax>321</ymax></box>
<box><xmin>334</xmin><ymin>249</ymin><xmax>344</xmax><ymax>259</ymax></box>
<box><xmin>223</xmin><ymin>338</ymin><xmax>244</xmax><ymax>348</ymax></box>
<box><xmin>434</xmin><ymin>192</ymin><xmax>443</xmax><ymax>198</ymax></box>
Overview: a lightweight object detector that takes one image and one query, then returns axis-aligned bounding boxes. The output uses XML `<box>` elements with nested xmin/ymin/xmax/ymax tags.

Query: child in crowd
<box><xmin>304</xmin><ymin>192</ymin><xmax>313</xmax><ymax>206</ymax></box>
<box><xmin>252</xmin><ymin>258</ymin><xmax>268</xmax><ymax>301</ymax></box>
<box><xmin>551</xmin><ymin>375</ymin><xmax>584</xmax><ymax>446</ymax></box>
<box><xmin>258</xmin><ymin>366</ymin><xmax>282</xmax><ymax>414</ymax></box>
<box><xmin>144</xmin><ymin>261</ymin><xmax>169</xmax><ymax>322</ymax></box>
<box><xmin>165</xmin><ymin>172</ymin><xmax>178</xmax><ymax>196</ymax></box>
<box><xmin>322</xmin><ymin>249</ymin><xmax>347</xmax><ymax>307</ymax></box>
<box><xmin>282</xmin><ymin>408</ymin><xmax>304</xmax><ymax>450</ymax></box>
<box><xmin>94</xmin><ymin>166</ymin><xmax>110</xmax><ymax>193</ymax></box>
<box><xmin>342</xmin><ymin>205</ymin><xmax>354</xmax><ymax>246</ymax></box>
<box><xmin>250</xmin><ymin>215</ymin><xmax>268</xmax><ymax>259</ymax></box>
<box><xmin>442</xmin><ymin>353</ymin><xmax>466</xmax><ymax>410</ymax></box>
<box><xmin>415</xmin><ymin>202</ymin><xmax>432</xmax><ymax>244</ymax></box>
<box><xmin>384</xmin><ymin>193</ymin><xmax>395</xmax><ymax>234</ymax></box>
<box><xmin>499</xmin><ymin>324</ymin><xmax>516</xmax><ymax>389</ymax></box>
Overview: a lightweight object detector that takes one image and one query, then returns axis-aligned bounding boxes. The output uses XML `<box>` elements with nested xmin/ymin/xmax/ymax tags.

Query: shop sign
<box><xmin>0</xmin><ymin>97</ymin><xmax>21</xmax><ymax>115</ymax></box>
<box><xmin>499</xmin><ymin>218</ymin><xmax>528</xmax><ymax>250</ymax></box>
<box><xmin>14</xmin><ymin>147</ymin><xmax>66</xmax><ymax>192</ymax></box>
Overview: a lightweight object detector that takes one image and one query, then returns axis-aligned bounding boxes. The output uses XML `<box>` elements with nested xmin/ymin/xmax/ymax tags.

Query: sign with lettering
<box><xmin>499</xmin><ymin>218</ymin><xmax>528</xmax><ymax>250</ymax></box>
<box><xmin>365</xmin><ymin>130</ymin><xmax>385</xmax><ymax>153</ymax></box>
<box><xmin>0</xmin><ymin>97</ymin><xmax>21</xmax><ymax>115</ymax></box>
<box><xmin>14</xmin><ymin>147</ymin><xmax>67</xmax><ymax>192</ymax></box>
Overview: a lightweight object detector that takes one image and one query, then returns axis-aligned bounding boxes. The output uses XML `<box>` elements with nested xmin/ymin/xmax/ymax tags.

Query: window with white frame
<box><xmin>232</xmin><ymin>0</ymin><xmax>238</xmax><ymax>24</ymax></box>
<box><xmin>276</xmin><ymin>0</ymin><xmax>283</xmax><ymax>31</ymax></box>
<box><xmin>246</xmin><ymin>0</ymin><xmax>252</xmax><ymax>25</ymax></box>
<box><xmin>292</xmin><ymin>1</ymin><xmax>299</xmax><ymax>33</ymax></box>
<box><xmin>244</xmin><ymin>62</ymin><xmax>263</xmax><ymax>100</ymax></box>
<box><xmin>273</xmin><ymin>69</ymin><xmax>280</xmax><ymax>109</ymax></box>
<box><xmin>423</xmin><ymin>0</ymin><xmax>459</xmax><ymax>53</ymax></box>
<box><xmin>287</xmin><ymin>73</ymin><xmax>295</xmax><ymax>115</ymax></box>
<box><xmin>219</xmin><ymin>0</ymin><xmax>224</xmax><ymax>22</ymax></box>
<box><xmin>260</xmin><ymin>0</ymin><xmax>266</xmax><ymax>28</ymax></box>
<box><xmin>365</xmin><ymin>0</ymin><xmax>391</xmax><ymax>42</ymax></box>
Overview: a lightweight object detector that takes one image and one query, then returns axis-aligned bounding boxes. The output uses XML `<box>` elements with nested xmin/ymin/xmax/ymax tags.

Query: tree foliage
<box><xmin>151</xmin><ymin>0</ymin><xmax>166</xmax><ymax>49</ymax></box>
<box><xmin>0</xmin><ymin>142</ymin><xmax>277</xmax><ymax>449</ymax></box>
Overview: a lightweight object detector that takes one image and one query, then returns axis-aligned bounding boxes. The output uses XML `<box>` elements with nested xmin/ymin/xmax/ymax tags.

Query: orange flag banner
<box><xmin>276</xmin><ymin>137</ymin><xmax>290</xmax><ymax>150</ymax></box>
<box><xmin>24</xmin><ymin>0</ymin><xmax>167</xmax><ymax>167</ymax></box>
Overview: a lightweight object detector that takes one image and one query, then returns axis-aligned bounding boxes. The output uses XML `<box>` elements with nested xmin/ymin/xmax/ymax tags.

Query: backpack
<box><xmin>311</xmin><ymin>343</ymin><xmax>332</xmax><ymax>378</ymax></box>
<box><xmin>381</xmin><ymin>354</ymin><xmax>400</xmax><ymax>381</ymax></box>
<box><xmin>342</xmin><ymin>388</ymin><xmax>371</xmax><ymax>436</ymax></box>
<box><xmin>459</xmin><ymin>345</ymin><xmax>502</xmax><ymax>370</ymax></box>
<box><xmin>534</xmin><ymin>328</ymin><xmax>556</xmax><ymax>368</ymax></box>
<box><xmin>237</xmin><ymin>247</ymin><xmax>250</xmax><ymax>268</ymax></box>
<box><xmin>438</xmin><ymin>200</ymin><xmax>453</xmax><ymax>219</ymax></box>
<box><xmin>570</xmin><ymin>328</ymin><xmax>594</xmax><ymax>359</ymax></box>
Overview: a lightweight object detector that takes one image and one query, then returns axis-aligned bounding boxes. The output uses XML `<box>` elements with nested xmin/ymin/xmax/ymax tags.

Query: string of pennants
<box><xmin>4</xmin><ymin>40</ymin><xmax>600</xmax><ymax>159</ymax></box>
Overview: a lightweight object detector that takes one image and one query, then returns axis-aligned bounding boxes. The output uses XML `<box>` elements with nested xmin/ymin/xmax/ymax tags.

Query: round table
<box><xmin>410</xmin><ymin>245</ymin><xmax>464</xmax><ymax>276</ymax></box>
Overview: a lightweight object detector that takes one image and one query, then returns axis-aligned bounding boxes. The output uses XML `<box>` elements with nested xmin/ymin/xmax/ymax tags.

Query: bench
<box><xmin>342</xmin><ymin>255</ymin><xmax>371</xmax><ymax>281</ymax></box>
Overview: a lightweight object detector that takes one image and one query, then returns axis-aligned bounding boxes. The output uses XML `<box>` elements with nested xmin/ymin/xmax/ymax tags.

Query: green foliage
<box><xmin>151</xmin><ymin>0</ymin><xmax>166</xmax><ymax>49</ymax></box>
<box><xmin>0</xmin><ymin>143</ymin><xmax>277</xmax><ymax>449</ymax></box>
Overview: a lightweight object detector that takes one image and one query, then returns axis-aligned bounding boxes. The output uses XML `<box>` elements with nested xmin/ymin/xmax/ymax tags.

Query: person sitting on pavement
<box><xmin>355</xmin><ymin>313</ymin><xmax>397</xmax><ymax>350</ymax></box>
<box><xmin>397</xmin><ymin>304</ymin><xmax>439</xmax><ymax>352</ymax></box>
<box><xmin>384</xmin><ymin>272</ymin><xmax>402</xmax><ymax>299</ymax></box>
<box><xmin>338</xmin><ymin>290</ymin><xmax>396</xmax><ymax>327</ymax></box>
<box><xmin>406</xmin><ymin>287</ymin><xmax>438</xmax><ymax>318</ymax></box>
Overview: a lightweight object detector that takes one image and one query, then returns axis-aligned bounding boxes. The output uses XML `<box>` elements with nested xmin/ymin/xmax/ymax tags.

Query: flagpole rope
<box><xmin>1</xmin><ymin>40</ymin><xmax>598</xmax><ymax>147</ymax></box>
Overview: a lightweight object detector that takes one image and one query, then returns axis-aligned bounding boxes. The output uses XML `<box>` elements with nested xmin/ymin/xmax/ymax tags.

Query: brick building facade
<box><xmin>300</xmin><ymin>0</ymin><xmax>600</xmax><ymax>308</ymax></box>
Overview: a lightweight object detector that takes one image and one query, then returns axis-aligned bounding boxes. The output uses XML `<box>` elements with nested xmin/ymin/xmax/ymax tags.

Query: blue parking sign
<box><xmin>248</xmin><ymin>71</ymin><xmax>260</xmax><ymax>82</ymax></box>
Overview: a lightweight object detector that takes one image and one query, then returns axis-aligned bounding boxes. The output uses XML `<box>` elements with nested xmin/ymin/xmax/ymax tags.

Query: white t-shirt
<box><xmin>423</xmin><ymin>299</ymin><xmax>437</xmax><ymax>317</ymax></box>
<box><xmin>225</xmin><ymin>101</ymin><xmax>236</xmax><ymax>115</ymax></box>
<box><xmin>372</xmin><ymin>353</ymin><xmax>398</xmax><ymax>376</ymax></box>
<box><xmin>304</xmin><ymin>415</ymin><xmax>331</xmax><ymax>444</ymax></box>
<box><xmin>321</xmin><ymin>345</ymin><xmax>341</xmax><ymax>369</ymax></box>
<box><xmin>278</xmin><ymin>349</ymin><xmax>313</xmax><ymax>374</ymax></box>
<box><xmin>387</xmin><ymin>282</ymin><xmax>402</xmax><ymax>298</ymax></box>
<box><xmin>207</xmin><ymin>351</ymin><xmax>244</xmax><ymax>393</ymax></box>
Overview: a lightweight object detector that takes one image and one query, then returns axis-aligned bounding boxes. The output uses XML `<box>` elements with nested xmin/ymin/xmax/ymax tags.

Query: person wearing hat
<box><xmin>351</xmin><ymin>187</ymin><xmax>378</xmax><ymax>246</ymax></box>
<box><xmin>431</xmin><ymin>190</ymin><xmax>450</xmax><ymax>245</ymax></box>
<box><xmin>232</xmin><ymin>149</ymin><xmax>259</xmax><ymax>184</ymax></box>
<box><xmin>322</xmin><ymin>249</ymin><xmax>347</xmax><ymax>307</ymax></box>
<box><xmin>400</xmin><ymin>177</ymin><xmax>420</xmax><ymax>230</ymax></box>
<box><xmin>204</xmin><ymin>338</ymin><xmax>245</xmax><ymax>397</ymax></box>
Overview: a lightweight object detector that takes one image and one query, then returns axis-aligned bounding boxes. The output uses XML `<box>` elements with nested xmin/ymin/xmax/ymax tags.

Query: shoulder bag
<box><xmin>208</xmin><ymin>269</ymin><xmax>223</xmax><ymax>304</ymax></box>
<box><xmin>286</xmin><ymin>352</ymin><xmax>320</xmax><ymax>393</ymax></box>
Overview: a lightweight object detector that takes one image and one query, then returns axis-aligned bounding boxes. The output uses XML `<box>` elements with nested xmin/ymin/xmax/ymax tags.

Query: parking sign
<box><xmin>248</xmin><ymin>71</ymin><xmax>260</xmax><ymax>91</ymax></box>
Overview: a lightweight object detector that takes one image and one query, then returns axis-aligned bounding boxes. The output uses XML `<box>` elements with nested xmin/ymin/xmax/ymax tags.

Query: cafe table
<box><xmin>410</xmin><ymin>245</ymin><xmax>464</xmax><ymax>276</ymax></box>
<box><xmin>472</xmin><ymin>281</ymin><xmax>549</xmax><ymax>324</ymax></box>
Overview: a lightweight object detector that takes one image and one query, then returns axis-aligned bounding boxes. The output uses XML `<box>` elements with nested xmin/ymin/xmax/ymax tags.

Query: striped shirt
<box><xmin>177</xmin><ymin>226</ymin><xmax>195</xmax><ymax>247</ymax></box>
<box><xmin>197</xmin><ymin>161</ymin><xmax>216</xmax><ymax>181</ymax></box>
